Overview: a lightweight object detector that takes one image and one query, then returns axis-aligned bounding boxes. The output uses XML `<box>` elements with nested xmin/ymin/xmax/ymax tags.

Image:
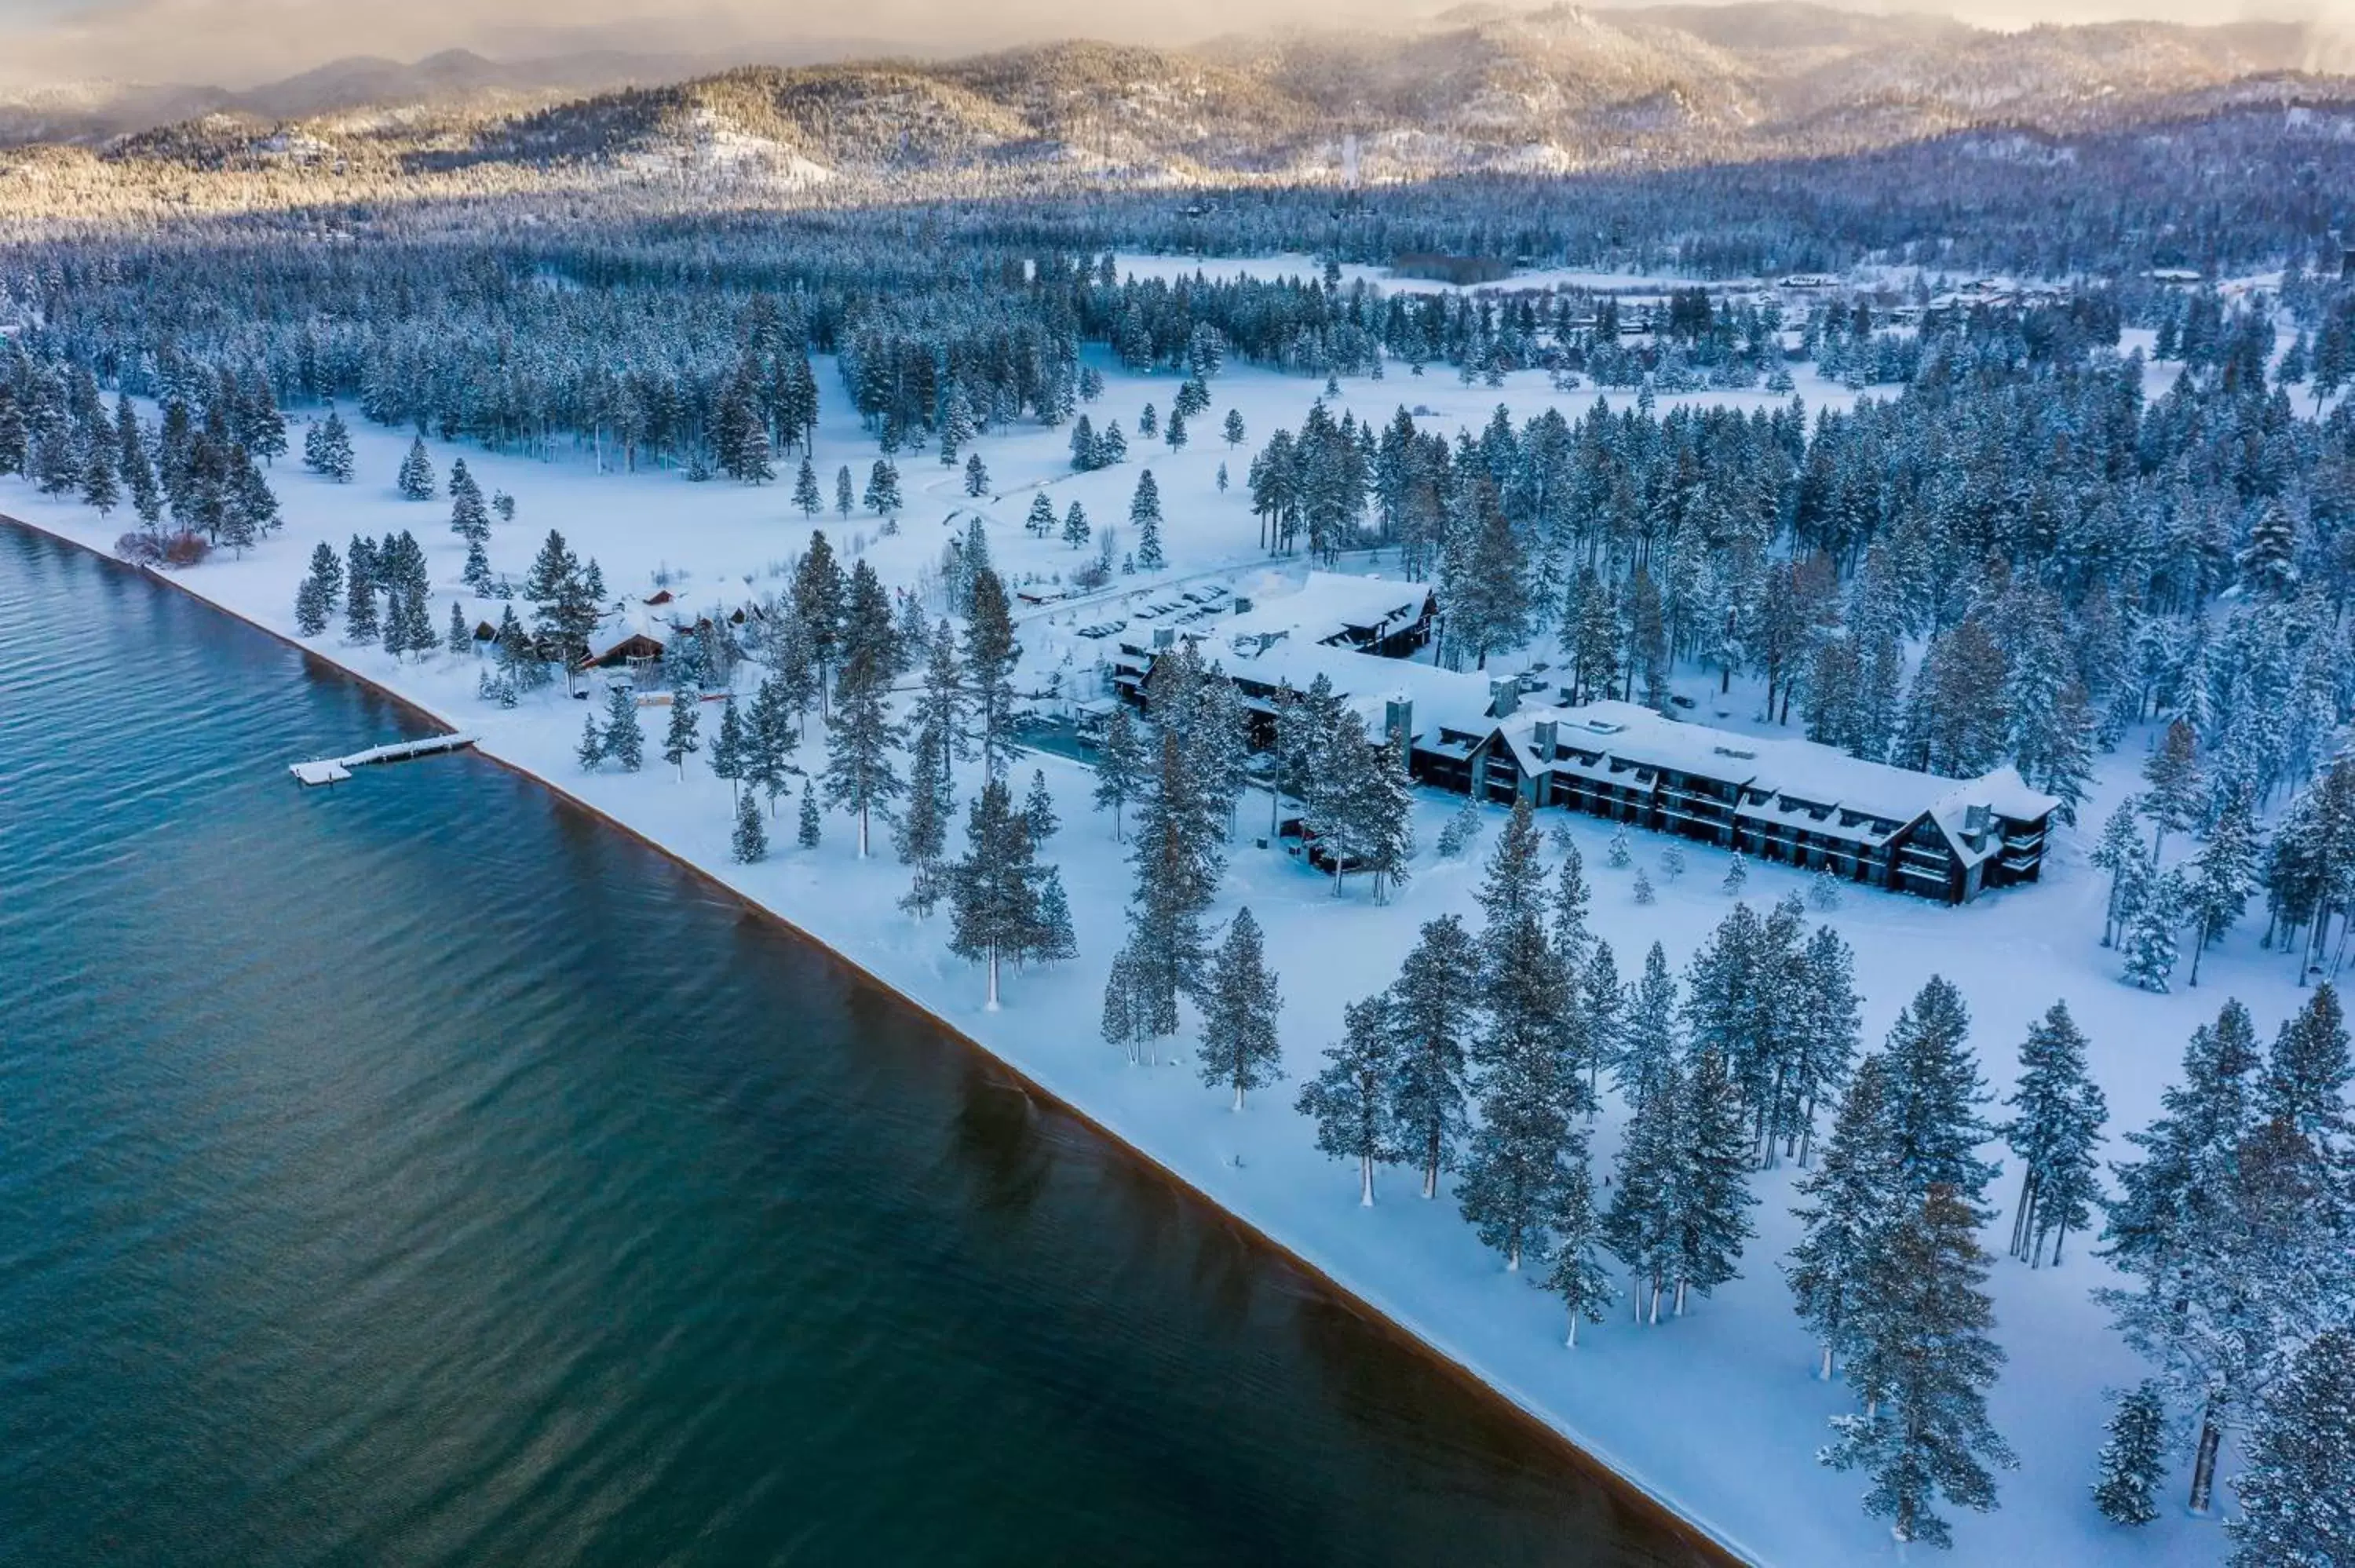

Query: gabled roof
<box><xmin>1219</xmin><ymin>571</ymin><xmax>1436</xmax><ymax>654</ymax></box>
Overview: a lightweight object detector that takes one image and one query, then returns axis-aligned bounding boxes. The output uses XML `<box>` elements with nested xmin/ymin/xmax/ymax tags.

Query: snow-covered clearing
<box><xmin>4</xmin><ymin>352</ymin><xmax>2300</xmax><ymax>1568</ymax></box>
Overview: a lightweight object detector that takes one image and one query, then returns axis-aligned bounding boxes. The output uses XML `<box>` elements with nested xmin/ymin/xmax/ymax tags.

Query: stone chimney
<box><xmin>1489</xmin><ymin>676</ymin><xmax>1518</xmax><ymax>719</ymax></box>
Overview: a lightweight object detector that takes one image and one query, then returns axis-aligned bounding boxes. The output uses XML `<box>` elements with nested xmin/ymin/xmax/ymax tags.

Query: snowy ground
<box><xmin>3</xmin><ymin>352</ymin><xmax>2306</xmax><ymax>1568</ymax></box>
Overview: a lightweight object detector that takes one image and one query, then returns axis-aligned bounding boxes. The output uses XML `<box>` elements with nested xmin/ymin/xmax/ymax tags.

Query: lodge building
<box><xmin>1114</xmin><ymin>572</ymin><xmax>2059</xmax><ymax>906</ymax></box>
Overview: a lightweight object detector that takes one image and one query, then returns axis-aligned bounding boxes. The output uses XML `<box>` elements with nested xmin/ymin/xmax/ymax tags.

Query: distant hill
<box><xmin>3</xmin><ymin>4</ymin><xmax>2350</xmax><ymax>206</ymax></box>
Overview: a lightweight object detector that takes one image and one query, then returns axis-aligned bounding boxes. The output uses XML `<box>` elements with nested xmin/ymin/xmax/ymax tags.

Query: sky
<box><xmin>0</xmin><ymin>0</ymin><xmax>2348</xmax><ymax>88</ymax></box>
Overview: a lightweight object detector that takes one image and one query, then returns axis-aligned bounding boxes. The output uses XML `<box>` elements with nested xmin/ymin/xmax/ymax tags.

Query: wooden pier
<box><xmin>290</xmin><ymin>732</ymin><xmax>477</xmax><ymax>786</ymax></box>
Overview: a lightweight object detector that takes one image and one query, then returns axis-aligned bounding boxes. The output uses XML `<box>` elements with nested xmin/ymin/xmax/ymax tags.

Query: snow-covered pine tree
<box><xmin>315</xmin><ymin>409</ymin><xmax>354</xmax><ymax>483</ymax></box>
<box><xmin>963</xmin><ymin>453</ymin><xmax>988</xmax><ymax>498</ymax></box>
<box><xmin>963</xmin><ymin>567</ymin><xmax>1020</xmax><ymax>778</ymax></box>
<box><xmin>1297</xmin><ymin>994</ymin><xmax>1397</xmax><ymax>1205</ymax></box>
<box><xmin>1021</xmin><ymin>768</ymin><xmax>1058</xmax><ymax>847</ymax></box>
<box><xmin>1061</xmin><ymin>501</ymin><xmax>1090</xmax><ymax>550</ymax></box>
<box><xmin>1607</xmin><ymin>826</ymin><xmax>1631</xmax><ymax>867</ymax></box>
<box><xmin>1661</xmin><ymin>844</ymin><xmax>1685</xmax><ymax>880</ymax></box>
<box><xmin>1349</xmin><ymin>735</ymin><xmax>1413</xmax><ymax>903</ymax></box>
<box><xmin>603</xmin><ymin>684</ymin><xmax>644</xmax><ymax>772</ymax></box>
<box><xmin>1809</xmin><ymin>864</ymin><xmax>1842</xmax><ymax>910</ymax></box>
<box><xmin>2183</xmin><ymin>795</ymin><xmax>2259</xmax><ymax>985</ymax></box>
<box><xmin>864</xmin><ymin>458</ymin><xmax>901</xmax><ymax>519</ymax></box>
<box><xmin>1820</xmin><ymin>1184</ymin><xmax>2015</xmax><ymax>1551</ymax></box>
<box><xmin>662</xmin><ymin>691</ymin><xmax>702</xmax><ymax>780</ymax></box>
<box><xmin>2090</xmin><ymin>798</ymin><xmax>2145</xmax><ymax>948</ymax></box>
<box><xmin>1552</xmin><ymin>841</ymin><xmax>1593</xmax><ymax>975</ymax></box>
<box><xmin>1633</xmin><ymin>868</ymin><xmax>1655</xmax><ymax>903</ymax></box>
<box><xmin>1783</xmin><ymin>924</ymin><xmax>1860</xmax><ymax>1167</ymax></box>
<box><xmin>1787</xmin><ymin>1056</ymin><xmax>1906</xmax><ymax>1380</ymax></box>
<box><xmin>448</xmin><ymin>458</ymin><xmax>488</xmax><ymax>544</ymax></box>
<box><xmin>1880</xmin><ymin>975</ymin><xmax>1998</xmax><ymax>1209</ymax></box>
<box><xmin>396</xmin><ymin>436</ymin><xmax>435</xmax><ymax>500</ymax></box>
<box><xmin>1608</xmin><ymin>1053</ymin><xmax>1684</xmax><ymax>1324</ymax></box>
<box><xmin>793</xmin><ymin>455</ymin><xmax>823</xmax><ymax>518</ymax></box>
<box><xmin>2001</xmin><ymin>1001</ymin><xmax>2108</xmax><ymax>1267</ymax></box>
<box><xmin>2142</xmin><ymin>718</ymin><xmax>2201</xmax><ymax>861</ymax></box>
<box><xmin>2225</xmin><ymin>1326</ymin><xmax>2354</xmax><ymax>1566</ymax></box>
<box><xmin>2090</xmin><ymin>1380</ymin><xmax>2167</xmax><ymax>1527</ymax></box>
<box><xmin>798</xmin><ymin>777</ymin><xmax>821</xmax><ymax>848</ymax></box>
<box><xmin>446</xmin><ymin>600</ymin><xmax>470</xmax><ymax>655</ymax></box>
<box><xmin>834</xmin><ymin>465</ymin><xmax>854</xmax><ymax>520</ymax></box>
<box><xmin>575</xmin><ymin>713</ymin><xmax>604</xmax><ymax>772</ymax></box>
<box><xmin>1576</xmin><ymin>940</ymin><xmax>1622</xmax><ymax>1108</ymax></box>
<box><xmin>1386</xmin><ymin>914</ymin><xmax>1481</xmax><ymax>1199</ymax></box>
<box><xmin>1543</xmin><ymin>1143</ymin><xmax>1616</xmax><ymax>1347</ymax></box>
<box><xmin>2262</xmin><ymin>983</ymin><xmax>2353</xmax><ymax>1163</ymax></box>
<box><xmin>1670</xmin><ymin>1045</ymin><xmax>1758</xmax><ymax>1317</ymax></box>
<box><xmin>1615</xmin><ymin>940</ymin><xmax>1680</xmax><ymax>1110</ymax></box>
<box><xmin>1130</xmin><ymin>470</ymin><xmax>1165</xmax><ymax>571</ymax></box>
<box><xmin>1091</xmin><ymin>702</ymin><xmax>1145</xmax><ymax>841</ymax></box>
<box><xmin>1198</xmin><ymin>907</ymin><xmax>1283</xmax><ymax>1110</ymax></box>
<box><xmin>745</xmin><ymin>676</ymin><xmax>794</xmax><ymax>815</ymax></box>
<box><xmin>710</xmin><ymin>694</ymin><xmax>747</xmax><ymax>804</ymax></box>
<box><xmin>822</xmin><ymin>615</ymin><xmax>904</xmax><ymax>859</ymax></box>
<box><xmin>1722</xmin><ymin>851</ymin><xmax>1748</xmax><ymax>897</ymax></box>
<box><xmin>2120</xmin><ymin>867</ymin><xmax>2185</xmax><ymax>993</ymax></box>
<box><xmin>946</xmin><ymin>777</ymin><xmax>1043</xmax><ymax>1009</ymax></box>
<box><xmin>732</xmin><ymin>789</ymin><xmax>769</xmax><ymax>864</ymax></box>
<box><xmin>295</xmin><ymin>541</ymin><xmax>341</xmax><ymax>636</ymax></box>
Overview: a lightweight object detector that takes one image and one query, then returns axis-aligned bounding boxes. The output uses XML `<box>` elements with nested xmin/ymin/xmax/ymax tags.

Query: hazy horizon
<box><xmin>0</xmin><ymin>0</ymin><xmax>2349</xmax><ymax>89</ymax></box>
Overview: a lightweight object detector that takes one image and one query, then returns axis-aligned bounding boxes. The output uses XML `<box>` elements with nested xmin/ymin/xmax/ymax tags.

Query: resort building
<box><xmin>1116</xmin><ymin>573</ymin><xmax>2057</xmax><ymax>905</ymax></box>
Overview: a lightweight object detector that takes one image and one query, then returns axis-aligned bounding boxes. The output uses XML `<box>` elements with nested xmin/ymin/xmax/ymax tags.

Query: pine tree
<box><xmin>1130</xmin><ymin>470</ymin><xmax>1165</xmax><ymax>570</ymax></box>
<box><xmin>560</xmin><ymin>701</ymin><xmax>599</xmax><ymax>769</ymax></box>
<box><xmin>79</xmin><ymin>439</ymin><xmax>118</xmax><ymax>515</ymax></box>
<box><xmin>1386</xmin><ymin>914</ymin><xmax>1481</xmax><ymax>1199</ymax></box>
<box><xmin>1608</xmin><ymin>826</ymin><xmax>1631</xmax><ymax>867</ymax></box>
<box><xmin>1608</xmin><ymin>1054</ymin><xmax>1685</xmax><ymax>1323</ymax></box>
<box><xmin>662</xmin><ymin>692</ymin><xmax>702</xmax><ymax>779</ymax></box>
<box><xmin>793</xmin><ymin>454</ymin><xmax>823</xmax><ymax>517</ymax></box>
<box><xmin>1633</xmin><ymin>868</ymin><xmax>1656</xmax><ymax>904</ymax></box>
<box><xmin>864</xmin><ymin>458</ymin><xmax>901</xmax><ymax>519</ymax></box>
<box><xmin>1021</xmin><ymin>768</ymin><xmax>1058</xmax><ymax>847</ymax></box>
<box><xmin>603</xmin><ymin>684</ymin><xmax>644</xmax><ymax>771</ymax></box>
<box><xmin>446</xmin><ymin>599</ymin><xmax>470</xmax><ymax>655</ymax></box>
<box><xmin>963</xmin><ymin>452</ymin><xmax>989</xmax><ymax>498</ymax></box>
<box><xmin>947</xmin><ymin>777</ymin><xmax>1045</xmax><ymax>1008</ymax></box>
<box><xmin>963</xmin><ymin>567</ymin><xmax>1020</xmax><ymax>778</ymax></box>
<box><xmin>1543</xmin><ymin>1147</ymin><xmax>1617</xmax><ymax>1347</ymax></box>
<box><xmin>396</xmin><ymin>436</ymin><xmax>435</xmax><ymax>500</ymax></box>
<box><xmin>894</xmin><ymin>727</ymin><xmax>952</xmax><ymax>921</ymax></box>
<box><xmin>1298</xmin><ymin>995</ymin><xmax>1397</xmax><ymax>1205</ymax></box>
<box><xmin>1881</xmin><ymin>976</ymin><xmax>1998</xmax><ymax>1208</ymax></box>
<box><xmin>2090</xmin><ymin>1380</ymin><xmax>2167</xmax><ymax>1527</ymax></box>
<box><xmin>294</xmin><ymin>541</ymin><xmax>341</xmax><ymax>636</ymax></box>
<box><xmin>834</xmin><ymin>464</ymin><xmax>854</xmax><ymax>520</ymax></box>
<box><xmin>2120</xmin><ymin>868</ymin><xmax>2184</xmax><ymax>994</ymax></box>
<box><xmin>2142</xmin><ymin>719</ymin><xmax>2201</xmax><ymax>861</ymax></box>
<box><xmin>2263</xmin><ymin>983</ymin><xmax>2353</xmax><ymax>1161</ymax></box>
<box><xmin>2090</xmin><ymin>798</ymin><xmax>2145</xmax><ymax>948</ymax></box>
<box><xmin>1820</xmin><ymin>1185</ymin><xmax>2015</xmax><ymax>1551</ymax></box>
<box><xmin>448</xmin><ymin>458</ymin><xmax>488</xmax><ymax>543</ymax></box>
<box><xmin>823</xmin><ymin>645</ymin><xmax>903</xmax><ymax>859</ymax></box>
<box><xmin>2184</xmin><ymin>796</ymin><xmax>2259</xmax><ymax>986</ymax></box>
<box><xmin>1670</xmin><ymin>1046</ymin><xmax>1758</xmax><ymax>1316</ymax></box>
<box><xmin>1061</xmin><ymin>501</ymin><xmax>1091</xmax><ymax>550</ymax></box>
<box><xmin>2001</xmin><ymin>1001</ymin><xmax>2109</xmax><ymax>1267</ymax></box>
<box><xmin>2226</xmin><ymin>1327</ymin><xmax>2355</xmax><ymax>1566</ymax></box>
<box><xmin>1788</xmin><ymin>1056</ymin><xmax>1908</xmax><ymax>1381</ymax></box>
<box><xmin>1616</xmin><ymin>941</ymin><xmax>1681</xmax><ymax>1111</ymax></box>
<box><xmin>732</xmin><ymin>787</ymin><xmax>769</xmax><ymax>863</ymax></box>
<box><xmin>1199</xmin><ymin>907</ymin><xmax>1283</xmax><ymax>1110</ymax></box>
<box><xmin>313</xmin><ymin>409</ymin><xmax>354</xmax><ymax>482</ymax></box>
<box><xmin>711</xmin><ymin>695</ymin><xmax>747</xmax><ymax>804</ymax></box>
<box><xmin>1224</xmin><ymin>409</ymin><xmax>1246</xmax><ymax>448</ymax></box>
<box><xmin>1576</xmin><ymin>940</ymin><xmax>1623</xmax><ymax>1109</ymax></box>
<box><xmin>798</xmin><ymin>777</ymin><xmax>822</xmax><ymax>848</ymax></box>
<box><xmin>1722</xmin><ymin>850</ymin><xmax>1748</xmax><ymax>897</ymax></box>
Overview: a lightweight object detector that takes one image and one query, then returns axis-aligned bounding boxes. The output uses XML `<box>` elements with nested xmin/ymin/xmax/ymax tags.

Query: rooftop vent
<box><xmin>1712</xmin><ymin>745</ymin><xmax>1758</xmax><ymax>760</ymax></box>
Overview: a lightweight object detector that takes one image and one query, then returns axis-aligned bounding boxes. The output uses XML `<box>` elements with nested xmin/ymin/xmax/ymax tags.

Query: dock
<box><xmin>290</xmin><ymin>732</ymin><xmax>477</xmax><ymax>787</ymax></box>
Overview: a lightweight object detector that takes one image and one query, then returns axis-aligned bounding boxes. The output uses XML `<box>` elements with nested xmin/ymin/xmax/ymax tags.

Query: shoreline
<box><xmin>8</xmin><ymin>512</ymin><xmax>1747</xmax><ymax>1568</ymax></box>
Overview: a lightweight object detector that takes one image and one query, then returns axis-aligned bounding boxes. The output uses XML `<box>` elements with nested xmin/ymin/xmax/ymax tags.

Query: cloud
<box><xmin>0</xmin><ymin>0</ymin><xmax>2347</xmax><ymax>89</ymax></box>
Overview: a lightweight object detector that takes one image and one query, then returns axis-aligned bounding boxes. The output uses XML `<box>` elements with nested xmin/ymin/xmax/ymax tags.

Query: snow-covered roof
<box><xmin>1221</xmin><ymin>636</ymin><xmax>1502</xmax><ymax>740</ymax></box>
<box><xmin>585</xmin><ymin>608</ymin><xmax>670</xmax><ymax>663</ymax></box>
<box><xmin>1218</xmin><ymin>571</ymin><xmax>1435</xmax><ymax>655</ymax></box>
<box><xmin>1523</xmin><ymin>700</ymin><xmax>2061</xmax><ymax>833</ymax></box>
